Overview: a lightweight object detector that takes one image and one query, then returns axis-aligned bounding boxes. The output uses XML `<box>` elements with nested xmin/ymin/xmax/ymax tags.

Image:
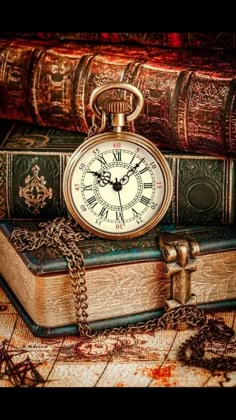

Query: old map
<box><xmin>0</xmin><ymin>286</ymin><xmax>236</xmax><ymax>387</ymax></box>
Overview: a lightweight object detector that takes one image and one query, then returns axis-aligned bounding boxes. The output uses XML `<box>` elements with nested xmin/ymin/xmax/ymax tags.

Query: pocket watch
<box><xmin>63</xmin><ymin>82</ymin><xmax>173</xmax><ymax>240</ymax></box>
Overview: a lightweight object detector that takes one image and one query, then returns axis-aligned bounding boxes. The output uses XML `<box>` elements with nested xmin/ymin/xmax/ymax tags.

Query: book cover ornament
<box><xmin>63</xmin><ymin>83</ymin><xmax>173</xmax><ymax>239</ymax></box>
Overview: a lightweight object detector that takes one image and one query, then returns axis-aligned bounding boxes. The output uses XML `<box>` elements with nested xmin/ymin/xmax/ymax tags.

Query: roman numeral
<box><xmin>139</xmin><ymin>166</ymin><xmax>148</xmax><ymax>175</ymax></box>
<box><xmin>87</xmin><ymin>196</ymin><xmax>98</xmax><ymax>208</ymax></box>
<box><xmin>113</xmin><ymin>150</ymin><xmax>122</xmax><ymax>161</ymax></box>
<box><xmin>83</xmin><ymin>184</ymin><xmax>93</xmax><ymax>191</ymax></box>
<box><xmin>140</xmin><ymin>196</ymin><xmax>150</xmax><ymax>206</ymax></box>
<box><xmin>132</xmin><ymin>208</ymin><xmax>139</xmax><ymax>217</ymax></box>
<box><xmin>99</xmin><ymin>207</ymin><xmax>109</xmax><ymax>218</ymax></box>
<box><xmin>116</xmin><ymin>211</ymin><xmax>123</xmax><ymax>221</ymax></box>
<box><xmin>144</xmin><ymin>183</ymin><xmax>153</xmax><ymax>188</ymax></box>
<box><xmin>96</xmin><ymin>155</ymin><xmax>107</xmax><ymax>166</ymax></box>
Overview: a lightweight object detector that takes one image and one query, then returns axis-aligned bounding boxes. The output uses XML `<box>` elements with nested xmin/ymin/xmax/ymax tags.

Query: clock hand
<box><xmin>88</xmin><ymin>170</ymin><xmax>114</xmax><ymax>187</ymax></box>
<box><xmin>120</xmin><ymin>158</ymin><xmax>145</xmax><ymax>185</ymax></box>
<box><xmin>113</xmin><ymin>178</ymin><xmax>125</xmax><ymax>226</ymax></box>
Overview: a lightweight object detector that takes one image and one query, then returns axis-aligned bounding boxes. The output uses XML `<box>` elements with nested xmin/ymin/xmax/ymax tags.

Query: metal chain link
<box><xmin>83</xmin><ymin>111</ymin><xmax>107</xmax><ymax>142</ymax></box>
<box><xmin>178</xmin><ymin>319</ymin><xmax>236</xmax><ymax>372</ymax></box>
<box><xmin>89</xmin><ymin>305</ymin><xmax>206</xmax><ymax>338</ymax></box>
<box><xmin>10</xmin><ymin>217</ymin><xmax>236</xmax><ymax>373</ymax></box>
<box><xmin>10</xmin><ymin>217</ymin><xmax>92</xmax><ymax>335</ymax></box>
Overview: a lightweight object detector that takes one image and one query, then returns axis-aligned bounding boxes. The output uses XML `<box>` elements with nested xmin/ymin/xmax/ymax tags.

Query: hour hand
<box><xmin>88</xmin><ymin>170</ymin><xmax>114</xmax><ymax>187</ymax></box>
<box><xmin>120</xmin><ymin>158</ymin><xmax>145</xmax><ymax>185</ymax></box>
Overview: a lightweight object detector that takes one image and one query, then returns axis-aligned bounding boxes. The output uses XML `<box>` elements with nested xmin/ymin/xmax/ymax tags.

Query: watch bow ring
<box><xmin>89</xmin><ymin>82</ymin><xmax>144</xmax><ymax>123</ymax></box>
<box><xmin>63</xmin><ymin>82</ymin><xmax>173</xmax><ymax>240</ymax></box>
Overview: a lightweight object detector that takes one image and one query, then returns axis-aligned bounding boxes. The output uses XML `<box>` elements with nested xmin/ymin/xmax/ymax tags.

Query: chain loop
<box><xmin>178</xmin><ymin>319</ymin><xmax>236</xmax><ymax>372</ymax></box>
<box><xmin>83</xmin><ymin>110</ymin><xmax>107</xmax><ymax>142</ymax></box>
<box><xmin>10</xmin><ymin>217</ymin><xmax>92</xmax><ymax>335</ymax></box>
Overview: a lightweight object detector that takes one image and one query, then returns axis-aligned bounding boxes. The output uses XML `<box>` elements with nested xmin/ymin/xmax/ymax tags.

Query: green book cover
<box><xmin>0</xmin><ymin>120</ymin><xmax>235</xmax><ymax>224</ymax></box>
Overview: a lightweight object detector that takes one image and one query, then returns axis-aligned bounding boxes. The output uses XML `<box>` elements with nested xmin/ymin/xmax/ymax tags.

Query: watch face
<box><xmin>63</xmin><ymin>132</ymin><xmax>173</xmax><ymax>239</ymax></box>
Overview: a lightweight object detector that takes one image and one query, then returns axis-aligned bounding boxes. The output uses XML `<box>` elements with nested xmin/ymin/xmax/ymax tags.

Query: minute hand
<box><xmin>120</xmin><ymin>158</ymin><xmax>145</xmax><ymax>185</ymax></box>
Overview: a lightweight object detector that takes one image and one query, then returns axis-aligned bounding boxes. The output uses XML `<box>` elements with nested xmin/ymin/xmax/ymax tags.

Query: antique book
<box><xmin>1</xmin><ymin>32</ymin><xmax>236</xmax><ymax>49</ymax></box>
<box><xmin>0</xmin><ymin>120</ymin><xmax>235</xmax><ymax>224</ymax></box>
<box><xmin>0</xmin><ymin>221</ymin><xmax>236</xmax><ymax>337</ymax></box>
<box><xmin>0</xmin><ymin>37</ymin><xmax>236</xmax><ymax>156</ymax></box>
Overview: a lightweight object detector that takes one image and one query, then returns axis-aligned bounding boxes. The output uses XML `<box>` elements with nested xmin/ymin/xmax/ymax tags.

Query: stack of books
<box><xmin>0</xmin><ymin>33</ymin><xmax>236</xmax><ymax>337</ymax></box>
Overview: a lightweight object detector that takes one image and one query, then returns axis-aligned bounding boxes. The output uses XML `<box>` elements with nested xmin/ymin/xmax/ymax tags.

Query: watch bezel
<box><xmin>63</xmin><ymin>131</ymin><xmax>173</xmax><ymax>240</ymax></box>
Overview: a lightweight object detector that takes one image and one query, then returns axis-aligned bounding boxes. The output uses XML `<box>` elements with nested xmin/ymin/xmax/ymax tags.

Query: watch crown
<box><xmin>104</xmin><ymin>99</ymin><xmax>130</xmax><ymax>114</ymax></box>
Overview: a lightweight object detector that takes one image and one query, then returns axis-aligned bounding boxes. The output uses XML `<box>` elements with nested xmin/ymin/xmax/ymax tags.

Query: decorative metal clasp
<box><xmin>159</xmin><ymin>232</ymin><xmax>200</xmax><ymax>310</ymax></box>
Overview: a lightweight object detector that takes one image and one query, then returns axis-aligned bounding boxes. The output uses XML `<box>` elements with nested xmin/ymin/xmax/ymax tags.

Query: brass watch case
<box><xmin>63</xmin><ymin>131</ymin><xmax>173</xmax><ymax>240</ymax></box>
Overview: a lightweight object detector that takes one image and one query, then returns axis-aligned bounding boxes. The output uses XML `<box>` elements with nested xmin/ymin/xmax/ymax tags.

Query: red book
<box><xmin>0</xmin><ymin>37</ymin><xmax>236</xmax><ymax>156</ymax></box>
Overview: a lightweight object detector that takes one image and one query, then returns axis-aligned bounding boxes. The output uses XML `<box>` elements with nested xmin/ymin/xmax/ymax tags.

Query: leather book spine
<box><xmin>0</xmin><ymin>38</ymin><xmax>236</xmax><ymax>156</ymax></box>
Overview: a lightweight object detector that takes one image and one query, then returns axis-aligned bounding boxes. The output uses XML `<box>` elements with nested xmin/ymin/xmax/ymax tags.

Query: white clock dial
<box><xmin>63</xmin><ymin>132</ymin><xmax>173</xmax><ymax>239</ymax></box>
